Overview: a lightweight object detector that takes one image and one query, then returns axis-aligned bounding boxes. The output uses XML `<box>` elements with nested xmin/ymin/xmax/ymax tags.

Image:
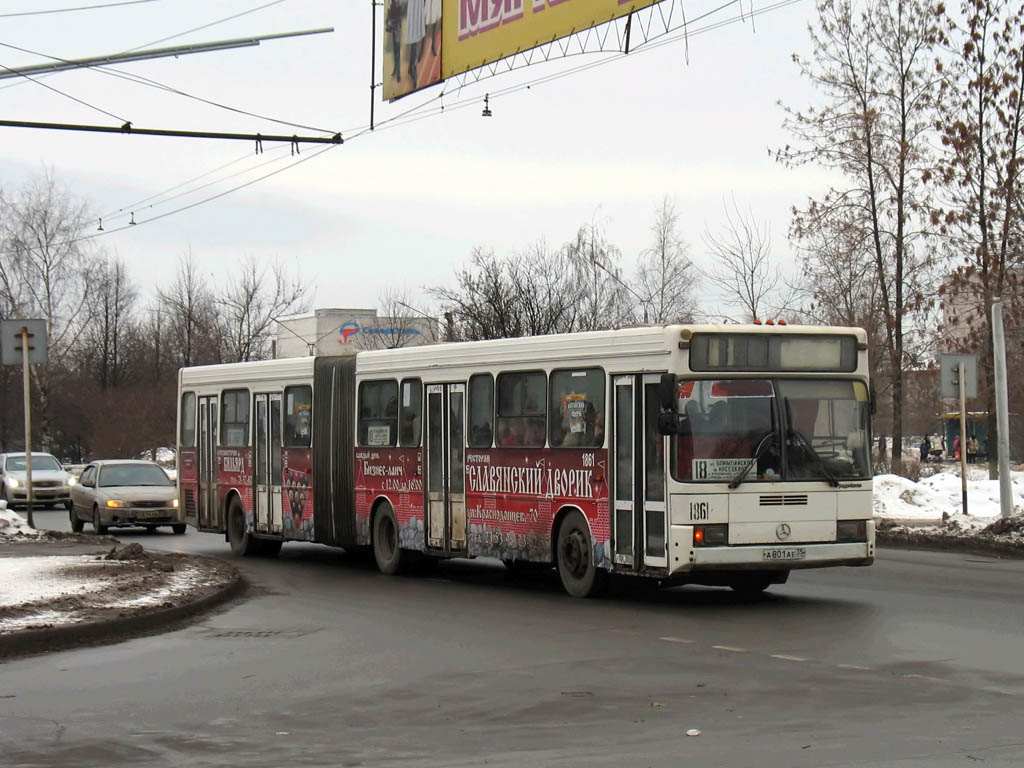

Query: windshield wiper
<box><xmin>729</xmin><ymin>431</ymin><xmax>777</xmax><ymax>489</ymax></box>
<box><xmin>784</xmin><ymin>398</ymin><xmax>839</xmax><ymax>487</ymax></box>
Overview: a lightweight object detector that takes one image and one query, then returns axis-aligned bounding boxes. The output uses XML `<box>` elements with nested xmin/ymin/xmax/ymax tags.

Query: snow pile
<box><xmin>873</xmin><ymin>469</ymin><xmax>1024</xmax><ymax>529</ymax></box>
<box><xmin>0</xmin><ymin>503</ymin><xmax>41</xmax><ymax>537</ymax></box>
<box><xmin>873</xmin><ymin>469</ymin><xmax>1024</xmax><ymax>555</ymax></box>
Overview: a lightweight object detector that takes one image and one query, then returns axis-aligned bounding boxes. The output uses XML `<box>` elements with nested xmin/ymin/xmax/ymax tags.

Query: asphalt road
<box><xmin>2</xmin><ymin>509</ymin><xmax>1023</xmax><ymax>767</ymax></box>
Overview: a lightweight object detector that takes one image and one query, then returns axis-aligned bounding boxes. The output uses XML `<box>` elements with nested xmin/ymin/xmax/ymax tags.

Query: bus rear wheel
<box><xmin>227</xmin><ymin>497</ymin><xmax>257</xmax><ymax>557</ymax></box>
<box><xmin>556</xmin><ymin>510</ymin><xmax>604</xmax><ymax>598</ymax></box>
<box><xmin>372</xmin><ymin>503</ymin><xmax>403</xmax><ymax>575</ymax></box>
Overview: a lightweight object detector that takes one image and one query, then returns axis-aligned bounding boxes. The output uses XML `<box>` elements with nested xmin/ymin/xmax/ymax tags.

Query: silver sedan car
<box><xmin>69</xmin><ymin>460</ymin><xmax>184</xmax><ymax>535</ymax></box>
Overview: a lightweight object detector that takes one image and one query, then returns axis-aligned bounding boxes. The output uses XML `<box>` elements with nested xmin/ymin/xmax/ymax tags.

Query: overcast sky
<box><xmin>1</xmin><ymin>0</ymin><xmax>833</xmax><ymax>316</ymax></box>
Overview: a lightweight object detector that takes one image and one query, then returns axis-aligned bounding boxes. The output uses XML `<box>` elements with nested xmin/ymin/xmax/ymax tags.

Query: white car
<box><xmin>0</xmin><ymin>452</ymin><xmax>75</xmax><ymax>510</ymax></box>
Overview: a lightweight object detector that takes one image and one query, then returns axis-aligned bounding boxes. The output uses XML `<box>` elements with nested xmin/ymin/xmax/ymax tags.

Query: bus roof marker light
<box><xmin>766</xmin><ymin>319</ymin><xmax>775</xmax><ymax>325</ymax></box>
<box><xmin>778</xmin><ymin>319</ymin><xmax>787</xmax><ymax>326</ymax></box>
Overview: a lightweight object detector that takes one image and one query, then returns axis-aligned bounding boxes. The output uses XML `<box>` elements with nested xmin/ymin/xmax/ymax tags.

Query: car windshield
<box><xmin>5</xmin><ymin>455</ymin><xmax>62</xmax><ymax>472</ymax></box>
<box><xmin>669</xmin><ymin>378</ymin><xmax>870</xmax><ymax>482</ymax></box>
<box><xmin>99</xmin><ymin>464</ymin><xmax>173</xmax><ymax>487</ymax></box>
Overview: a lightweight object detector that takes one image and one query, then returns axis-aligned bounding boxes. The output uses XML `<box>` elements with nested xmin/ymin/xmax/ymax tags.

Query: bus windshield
<box><xmin>670</xmin><ymin>379</ymin><xmax>870</xmax><ymax>483</ymax></box>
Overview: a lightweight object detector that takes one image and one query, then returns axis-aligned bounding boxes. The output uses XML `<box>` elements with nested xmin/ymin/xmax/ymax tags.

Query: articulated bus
<box><xmin>176</xmin><ymin>324</ymin><xmax>875</xmax><ymax>597</ymax></box>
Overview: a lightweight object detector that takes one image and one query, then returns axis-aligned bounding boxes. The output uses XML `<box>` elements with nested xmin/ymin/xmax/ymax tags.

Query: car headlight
<box><xmin>6</xmin><ymin>477</ymin><xmax>19</xmax><ymax>488</ymax></box>
<box><xmin>172</xmin><ymin>498</ymin><xmax>179</xmax><ymax>508</ymax></box>
<box><xmin>68</xmin><ymin>476</ymin><xmax>77</xmax><ymax>486</ymax></box>
<box><xmin>106</xmin><ymin>499</ymin><xmax>130</xmax><ymax>508</ymax></box>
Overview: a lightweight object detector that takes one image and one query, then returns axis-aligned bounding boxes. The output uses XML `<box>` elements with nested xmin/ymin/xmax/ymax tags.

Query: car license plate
<box><xmin>134</xmin><ymin>509</ymin><xmax>168</xmax><ymax>519</ymax></box>
<box><xmin>762</xmin><ymin>547</ymin><xmax>806</xmax><ymax>561</ymax></box>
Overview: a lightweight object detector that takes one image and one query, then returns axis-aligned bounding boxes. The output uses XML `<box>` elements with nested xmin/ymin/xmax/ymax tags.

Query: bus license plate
<box><xmin>762</xmin><ymin>547</ymin><xmax>806</xmax><ymax>561</ymax></box>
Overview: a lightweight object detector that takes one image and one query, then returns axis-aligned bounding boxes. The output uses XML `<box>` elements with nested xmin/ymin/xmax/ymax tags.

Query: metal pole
<box><xmin>370</xmin><ymin>0</ymin><xmax>377</xmax><ymax>131</ymax></box>
<box><xmin>992</xmin><ymin>301</ymin><xmax>1013</xmax><ymax>518</ymax></box>
<box><xmin>21</xmin><ymin>327</ymin><xmax>33</xmax><ymax>529</ymax></box>
<box><xmin>958</xmin><ymin>361</ymin><xmax>968</xmax><ymax>516</ymax></box>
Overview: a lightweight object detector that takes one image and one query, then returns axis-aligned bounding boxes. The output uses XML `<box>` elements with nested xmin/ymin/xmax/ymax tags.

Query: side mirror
<box><xmin>657</xmin><ymin>412</ymin><xmax>680</xmax><ymax>434</ymax></box>
<box><xmin>869</xmin><ymin>384</ymin><xmax>877</xmax><ymax>416</ymax></box>
<box><xmin>658</xmin><ymin>373</ymin><xmax>677</xmax><ymax>411</ymax></box>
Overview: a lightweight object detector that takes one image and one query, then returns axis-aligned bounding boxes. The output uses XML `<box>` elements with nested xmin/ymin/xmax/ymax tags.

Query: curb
<box><xmin>877</xmin><ymin>530</ymin><xmax>1024</xmax><ymax>560</ymax></box>
<box><xmin>0</xmin><ymin>559</ymin><xmax>245</xmax><ymax>660</ymax></box>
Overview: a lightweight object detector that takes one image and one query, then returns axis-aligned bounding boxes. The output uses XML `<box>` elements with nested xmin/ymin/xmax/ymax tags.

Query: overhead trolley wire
<box><xmin>0</xmin><ymin>0</ymin><xmax>160</xmax><ymax>18</ymax></box>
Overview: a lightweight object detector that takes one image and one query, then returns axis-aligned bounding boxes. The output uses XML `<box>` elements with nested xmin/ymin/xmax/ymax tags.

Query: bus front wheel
<box><xmin>373</xmin><ymin>503</ymin><xmax>403</xmax><ymax>575</ymax></box>
<box><xmin>556</xmin><ymin>510</ymin><xmax>605</xmax><ymax>598</ymax></box>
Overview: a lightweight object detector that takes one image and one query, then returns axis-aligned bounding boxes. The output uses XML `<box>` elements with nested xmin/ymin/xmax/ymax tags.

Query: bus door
<box><xmin>612</xmin><ymin>374</ymin><xmax>667</xmax><ymax>570</ymax></box>
<box><xmin>425</xmin><ymin>383</ymin><xmax>466</xmax><ymax>552</ymax></box>
<box><xmin>253</xmin><ymin>393</ymin><xmax>284</xmax><ymax>535</ymax></box>
<box><xmin>197</xmin><ymin>395</ymin><xmax>219</xmax><ymax>530</ymax></box>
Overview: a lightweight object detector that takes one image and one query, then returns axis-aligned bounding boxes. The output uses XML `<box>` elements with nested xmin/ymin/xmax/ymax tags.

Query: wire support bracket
<box><xmin>0</xmin><ymin>118</ymin><xmax>344</xmax><ymax>146</ymax></box>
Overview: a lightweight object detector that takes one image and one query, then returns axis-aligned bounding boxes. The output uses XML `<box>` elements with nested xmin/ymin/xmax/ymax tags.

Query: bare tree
<box><xmin>634</xmin><ymin>197</ymin><xmax>698</xmax><ymax>324</ymax></box>
<box><xmin>79</xmin><ymin>255</ymin><xmax>138</xmax><ymax>389</ymax></box>
<box><xmin>430</xmin><ymin>244</ymin><xmax>585</xmax><ymax>341</ymax></box>
<box><xmin>356</xmin><ymin>287</ymin><xmax>441</xmax><ymax>349</ymax></box>
<box><xmin>934</xmin><ymin>0</ymin><xmax>1024</xmax><ymax>475</ymax></box>
<box><xmin>0</xmin><ymin>171</ymin><xmax>95</xmax><ymax>449</ymax></box>
<box><xmin>562</xmin><ymin>221</ymin><xmax>635</xmax><ymax>330</ymax></box>
<box><xmin>701</xmin><ymin>197</ymin><xmax>781</xmax><ymax>322</ymax></box>
<box><xmin>158</xmin><ymin>251</ymin><xmax>219</xmax><ymax>368</ymax></box>
<box><xmin>216</xmin><ymin>256</ymin><xmax>310</xmax><ymax>362</ymax></box>
<box><xmin>777</xmin><ymin>0</ymin><xmax>940</xmax><ymax>474</ymax></box>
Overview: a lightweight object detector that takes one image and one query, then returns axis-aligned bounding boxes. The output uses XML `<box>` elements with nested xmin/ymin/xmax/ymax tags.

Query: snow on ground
<box><xmin>873</xmin><ymin>468</ymin><xmax>1024</xmax><ymax>530</ymax></box>
<box><xmin>0</xmin><ymin>505</ymin><xmax>41</xmax><ymax>537</ymax></box>
<box><xmin>0</xmin><ymin>556</ymin><xmax>113</xmax><ymax>607</ymax></box>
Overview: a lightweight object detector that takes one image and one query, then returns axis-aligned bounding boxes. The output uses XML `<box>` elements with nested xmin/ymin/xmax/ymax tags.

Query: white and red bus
<box><xmin>177</xmin><ymin>324</ymin><xmax>875</xmax><ymax>597</ymax></box>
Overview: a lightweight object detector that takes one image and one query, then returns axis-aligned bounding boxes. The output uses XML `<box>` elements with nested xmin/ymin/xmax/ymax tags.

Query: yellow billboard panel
<box><xmin>442</xmin><ymin>0</ymin><xmax>664</xmax><ymax>80</ymax></box>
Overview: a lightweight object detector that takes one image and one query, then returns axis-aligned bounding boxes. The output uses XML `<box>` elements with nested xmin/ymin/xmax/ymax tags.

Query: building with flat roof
<box><xmin>275</xmin><ymin>308</ymin><xmax>440</xmax><ymax>358</ymax></box>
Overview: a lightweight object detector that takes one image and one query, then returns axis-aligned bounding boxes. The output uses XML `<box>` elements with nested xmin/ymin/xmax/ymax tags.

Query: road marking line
<box><xmin>902</xmin><ymin>674</ymin><xmax>950</xmax><ymax>684</ymax></box>
<box><xmin>980</xmin><ymin>687</ymin><xmax>1017</xmax><ymax>696</ymax></box>
<box><xmin>659</xmin><ymin>636</ymin><xmax>695</xmax><ymax>644</ymax></box>
<box><xmin>770</xmin><ymin>654</ymin><xmax>807</xmax><ymax>662</ymax></box>
<box><xmin>837</xmin><ymin>664</ymin><xmax>873</xmax><ymax>671</ymax></box>
<box><xmin>712</xmin><ymin>645</ymin><xmax>747</xmax><ymax>653</ymax></box>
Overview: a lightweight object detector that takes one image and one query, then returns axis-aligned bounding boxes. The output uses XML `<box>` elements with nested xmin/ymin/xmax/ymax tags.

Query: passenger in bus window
<box><xmin>500</xmin><ymin>419</ymin><xmax>524</xmax><ymax>447</ymax></box>
<box><xmin>592</xmin><ymin>412</ymin><xmax>605</xmax><ymax>447</ymax></box>
<box><xmin>525</xmin><ymin>418</ymin><xmax>545</xmax><ymax>447</ymax></box>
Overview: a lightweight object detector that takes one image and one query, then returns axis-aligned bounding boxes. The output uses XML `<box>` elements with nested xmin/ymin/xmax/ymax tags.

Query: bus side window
<box><xmin>549</xmin><ymin>368</ymin><xmax>605</xmax><ymax>448</ymax></box>
<box><xmin>284</xmin><ymin>385</ymin><xmax>312</xmax><ymax>448</ymax></box>
<box><xmin>180</xmin><ymin>391</ymin><xmax>196</xmax><ymax>447</ymax></box>
<box><xmin>468</xmin><ymin>374</ymin><xmax>494</xmax><ymax>448</ymax></box>
<box><xmin>496</xmin><ymin>371</ymin><xmax>546</xmax><ymax>448</ymax></box>
<box><xmin>358</xmin><ymin>380</ymin><xmax>399</xmax><ymax>447</ymax></box>
<box><xmin>399</xmin><ymin>379</ymin><xmax>422</xmax><ymax>448</ymax></box>
<box><xmin>221</xmin><ymin>389</ymin><xmax>250</xmax><ymax>447</ymax></box>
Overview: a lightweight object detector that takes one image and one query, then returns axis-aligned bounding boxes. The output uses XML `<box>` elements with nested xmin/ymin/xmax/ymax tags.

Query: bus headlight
<box><xmin>837</xmin><ymin>520</ymin><xmax>867</xmax><ymax>542</ymax></box>
<box><xmin>6</xmin><ymin>477</ymin><xmax>19</xmax><ymax>488</ymax></box>
<box><xmin>172</xmin><ymin>498</ymin><xmax>179</xmax><ymax>508</ymax></box>
<box><xmin>68</xmin><ymin>476</ymin><xmax>77</xmax><ymax>486</ymax></box>
<box><xmin>693</xmin><ymin>524</ymin><xmax>728</xmax><ymax>546</ymax></box>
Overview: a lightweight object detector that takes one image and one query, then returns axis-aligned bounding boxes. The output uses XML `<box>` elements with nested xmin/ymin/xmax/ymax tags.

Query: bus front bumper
<box><xmin>670</xmin><ymin>523</ymin><xmax>875</xmax><ymax>574</ymax></box>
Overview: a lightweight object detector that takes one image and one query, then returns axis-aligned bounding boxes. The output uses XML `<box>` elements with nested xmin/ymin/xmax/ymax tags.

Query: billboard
<box><xmin>384</xmin><ymin>0</ymin><xmax>665</xmax><ymax>101</ymax></box>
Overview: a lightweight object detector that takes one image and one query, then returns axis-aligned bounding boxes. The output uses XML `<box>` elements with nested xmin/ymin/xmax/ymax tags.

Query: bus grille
<box><xmin>184</xmin><ymin>488</ymin><xmax>197</xmax><ymax>516</ymax></box>
<box><xmin>759</xmin><ymin>494</ymin><xmax>809</xmax><ymax>506</ymax></box>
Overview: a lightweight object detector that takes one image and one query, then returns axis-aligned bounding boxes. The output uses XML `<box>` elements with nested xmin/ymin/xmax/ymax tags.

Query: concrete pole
<box><xmin>21</xmin><ymin>327</ymin><xmax>34</xmax><ymax>529</ymax></box>
<box><xmin>991</xmin><ymin>301</ymin><xmax>1013</xmax><ymax>519</ymax></box>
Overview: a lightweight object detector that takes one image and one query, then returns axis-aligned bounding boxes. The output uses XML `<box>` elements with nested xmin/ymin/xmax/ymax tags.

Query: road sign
<box><xmin>1</xmin><ymin>319</ymin><xmax>48</xmax><ymax>365</ymax></box>
<box><xmin>939</xmin><ymin>352</ymin><xmax>977</xmax><ymax>399</ymax></box>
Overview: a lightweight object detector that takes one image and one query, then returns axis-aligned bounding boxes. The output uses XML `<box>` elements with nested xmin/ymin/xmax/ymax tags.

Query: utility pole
<box><xmin>992</xmin><ymin>301</ymin><xmax>1013</xmax><ymax>519</ymax></box>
